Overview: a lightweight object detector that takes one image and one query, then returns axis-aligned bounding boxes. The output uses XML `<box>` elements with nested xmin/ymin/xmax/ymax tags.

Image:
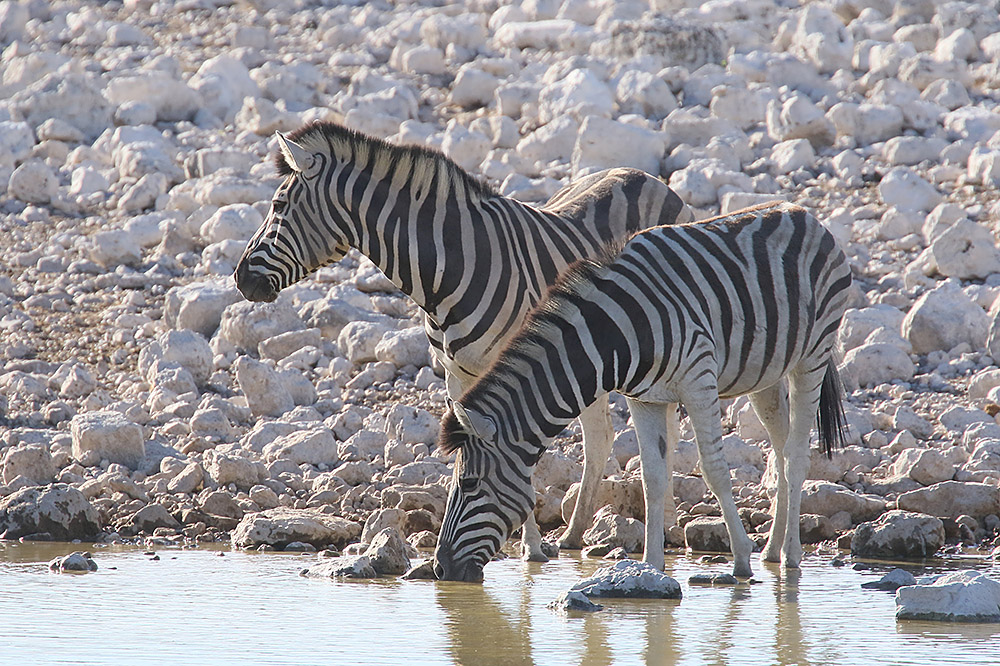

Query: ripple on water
<box><xmin>1</xmin><ymin>543</ymin><xmax>998</xmax><ymax>666</ymax></box>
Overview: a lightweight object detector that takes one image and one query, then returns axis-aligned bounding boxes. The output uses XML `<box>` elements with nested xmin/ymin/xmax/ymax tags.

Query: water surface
<box><xmin>2</xmin><ymin>542</ymin><xmax>998</xmax><ymax>665</ymax></box>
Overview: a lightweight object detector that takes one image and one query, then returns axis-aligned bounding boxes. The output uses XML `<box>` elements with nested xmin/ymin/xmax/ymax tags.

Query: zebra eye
<box><xmin>459</xmin><ymin>476</ymin><xmax>479</xmax><ymax>493</ymax></box>
<box><xmin>272</xmin><ymin>200</ymin><xmax>287</xmax><ymax>214</ymax></box>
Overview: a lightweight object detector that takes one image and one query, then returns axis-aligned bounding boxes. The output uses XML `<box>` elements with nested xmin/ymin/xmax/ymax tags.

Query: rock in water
<box><xmin>850</xmin><ymin>510</ymin><xmax>944</xmax><ymax>560</ymax></box>
<box><xmin>302</xmin><ymin>555</ymin><xmax>377</xmax><ymax>579</ymax></box>
<box><xmin>49</xmin><ymin>552</ymin><xmax>98</xmax><ymax>573</ymax></box>
<box><xmin>570</xmin><ymin>560</ymin><xmax>682</xmax><ymax>599</ymax></box>
<box><xmin>0</xmin><ymin>485</ymin><xmax>101</xmax><ymax>541</ymax></box>
<box><xmin>363</xmin><ymin>527</ymin><xmax>410</xmax><ymax>575</ymax></box>
<box><xmin>401</xmin><ymin>559</ymin><xmax>436</xmax><ymax>580</ymax></box>
<box><xmin>548</xmin><ymin>590</ymin><xmax>604</xmax><ymax>613</ymax></box>
<box><xmin>861</xmin><ymin>568</ymin><xmax>917</xmax><ymax>591</ymax></box>
<box><xmin>896</xmin><ymin>571</ymin><xmax>1000</xmax><ymax>622</ymax></box>
<box><xmin>689</xmin><ymin>573</ymin><xmax>739</xmax><ymax>586</ymax></box>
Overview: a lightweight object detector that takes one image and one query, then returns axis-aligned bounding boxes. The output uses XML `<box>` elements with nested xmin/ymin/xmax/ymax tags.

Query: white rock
<box><xmin>570</xmin><ymin>559</ymin><xmax>681</xmax><ymax>599</ymax></box>
<box><xmin>538</xmin><ymin>69</ymin><xmax>614</xmax><ymax>125</ymax></box>
<box><xmin>1</xmin><ymin>444</ymin><xmax>56</xmax><ymax>486</ymax></box>
<box><xmin>766</xmin><ymin>94</ymin><xmax>834</xmax><ymax>146</ymax></box>
<box><xmin>842</xmin><ymin>343</ymin><xmax>915</xmax><ymax>388</ymax></box>
<box><xmin>70</xmin><ymin>411</ymin><xmax>145</xmax><ymax>469</ymax></box>
<box><xmin>338</xmin><ymin>320</ymin><xmax>398</xmax><ymax>365</ymax></box>
<box><xmin>385</xmin><ymin>404</ymin><xmax>439</xmax><ymax>446</ymax></box>
<box><xmin>231</xmin><ymin>507</ymin><xmax>361</xmax><ymax>550</ymax></box>
<box><xmin>375</xmin><ymin>328</ymin><xmax>431</xmax><ymax>368</ymax></box>
<box><xmin>883</xmin><ymin>136</ymin><xmax>948</xmax><ymax>166</ymax></box>
<box><xmin>158</xmin><ymin>329</ymin><xmax>213</xmax><ymax>385</ymax></box>
<box><xmin>119</xmin><ymin>173</ymin><xmax>168</xmax><ymax>214</ymax></box>
<box><xmin>517</xmin><ymin>116</ymin><xmax>579</xmax><ymax>164</ymax></box>
<box><xmin>878</xmin><ymin>167</ymin><xmax>942</xmax><ymax>212</ymax></box>
<box><xmin>851</xmin><ymin>510</ymin><xmax>944</xmax><ymax>559</ymax></box>
<box><xmin>827</xmin><ymin>103</ymin><xmax>904</xmax><ymax>146</ymax></box>
<box><xmin>582</xmin><ymin>505</ymin><xmax>645</xmax><ymax>552</ymax></box>
<box><xmin>897</xmin><ymin>481</ymin><xmax>1000</xmax><ymax>519</ymax></box>
<box><xmin>799</xmin><ymin>480</ymin><xmax>885</xmax><ymax>522</ymax></box>
<box><xmin>164</xmin><ymin>280</ymin><xmax>243</xmax><ymax>338</ymax></box>
<box><xmin>105</xmin><ymin>70</ymin><xmax>201</xmax><ymax>123</ymax></box>
<box><xmin>896</xmin><ymin>571</ymin><xmax>1000</xmax><ymax>622</ymax></box>
<box><xmin>220</xmin><ymin>301</ymin><xmax>305</xmax><ymax>353</ymax></box>
<box><xmin>204</xmin><ymin>451</ymin><xmax>262</xmax><ymax>489</ymax></box>
<box><xmin>200</xmin><ymin>204</ymin><xmax>264</xmax><ymax>244</ymax></box>
<box><xmin>401</xmin><ymin>45</ymin><xmax>447</xmax><ymax>76</ymax></box>
<box><xmin>0</xmin><ymin>121</ymin><xmax>35</xmax><ymax>166</ymax></box>
<box><xmin>9</xmin><ymin>73</ymin><xmax>112</xmax><ymax>141</ymax></box>
<box><xmin>449</xmin><ymin>67</ymin><xmax>499</xmax><ymax>109</ymax></box>
<box><xmin>770</xmin><ymin>138</ymin><xmax>815</xmax><ymax>173</ymax></box>
<box><xmin>967</xmin><ymin>148</ymin><xmax>1000</xmax><ymax>187</ymax></box>
<box><xmin>943</xmin><ymin>107</ymin><xmax>1000</xmax><ymax>143</ymax></box>
<box><xmin>189</xmin><ymin>55</ymin><xmax>260</xmax><ymax>124</ymax></box>
<box><xmin>571</xmin><ymin>116</ymin><xmax>666</xmax><ymax>177</ymax></box>
<box><xmin>234</xmin><ymin>356</ymin><xmax>295</xmax><ymax>417</ymax></box>
<box><xmin>616</xmin><ymin>70</ymin><xmax>677</xmax><ymax>119</ymax></box>
<box><xmin>901</xmin><ymin>283</ymin><xmax>989</xmax><ymax>354</ymax></box>
<box><xmin>922</xmin><ymin>203</ymin><xmax>967</xmax><ymax>243</ymax></box>
<box><xmin>7</xmin><ymin>160</ymin><xmax>57</xmax><ymax>204</ymax></box>
<box><xmin>440</xmin><ymin>122</ymin><xmax>491</xmax><ymax>172</ymax></box>
<box><xmin>891</xmin><ymin>448</ymin><xmax>954</xmax><ymax>486</ymax></box>
<box><xmin>264</xmin><ymin>428</ymin><xmax>339</xmax><ymax>467</ymax></box>
<box><xmin>930</xmin><ymin>219</ymin><xmax>1000</xmax><ymax>280</ymax></box>
<box><xmin>0</xmin><ymin>485</ymin><xmax>101</xmax><ymax>541</ymax></box>
<box><xmin>789</xmin><ymin>5</ymin><xmax>853</xmax><ymax>73</ymax></box>
<box><xmin>494</xmin><ymin>19</ymin><xmax>581</xmax><ymax>50</ymax></box>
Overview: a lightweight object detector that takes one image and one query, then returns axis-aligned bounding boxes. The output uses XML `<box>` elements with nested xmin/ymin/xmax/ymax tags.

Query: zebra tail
<box><xmin>817</xmin><ymin>357</ymin><xmax>848</xmax><ymax>459</ymax></box>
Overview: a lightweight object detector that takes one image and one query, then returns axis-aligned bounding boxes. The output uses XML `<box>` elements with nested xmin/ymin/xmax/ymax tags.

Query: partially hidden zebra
<box><xmin>232</xmin><ymin>121</ymin><xmax>692</xmax><ymax>560</ymax></box>
<box><xmin>433</xmin><ymin>202</ymin><xmax>852</xmax><ymax>582</ymax></box>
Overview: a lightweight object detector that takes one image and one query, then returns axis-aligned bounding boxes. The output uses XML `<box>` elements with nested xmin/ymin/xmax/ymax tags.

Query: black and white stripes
<box><xmin>233</xmin><ymin>121</ymin><xmax>691</xmax><ymax>559</ymax></box>
<box><xmin>433</xmin><ymin>202</ymin><xmax>852</xmax><ymax>581</ymax></box>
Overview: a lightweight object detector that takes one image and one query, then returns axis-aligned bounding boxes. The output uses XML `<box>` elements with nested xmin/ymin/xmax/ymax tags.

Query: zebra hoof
<box><xmin>522</xmin><ymin>550</ymin><xmax>549</xmax><ymax>563</ymax></box>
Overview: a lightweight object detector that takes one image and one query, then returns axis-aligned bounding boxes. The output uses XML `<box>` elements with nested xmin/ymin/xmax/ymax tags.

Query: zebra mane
<box><xmin>438</xmin><ymin>409</ymin><xmax>470</xmax><ymax>454</ymax></box>
<box><xmin>273</xmin><ymin>121</ymin><xmax>497</xmax><ymax>198</ymax></box>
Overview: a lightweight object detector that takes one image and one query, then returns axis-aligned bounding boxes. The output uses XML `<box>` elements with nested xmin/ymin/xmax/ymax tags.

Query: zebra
<box><xmin>232</xmin><ymin>121</ymin><xmax>692</xmax><ymax>560</ymax></box>
<box><xmin>432</xmin><ymin>202</ymin><xmax>852</xmax><ymax>582</ymax></box>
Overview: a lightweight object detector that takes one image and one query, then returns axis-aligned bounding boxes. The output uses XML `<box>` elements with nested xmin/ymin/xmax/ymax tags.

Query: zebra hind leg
<box><xmin>557</xmin><ymin>395</ymin><xmax>614</xmax><ymax>549</ymax></box>
<box><xmin>748</xmin><ymin>383</ymin><xmax>790</xmax><ymax>564</ymax></box>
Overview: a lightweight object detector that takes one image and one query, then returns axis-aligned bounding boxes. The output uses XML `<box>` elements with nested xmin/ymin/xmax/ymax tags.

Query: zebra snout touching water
<box><xmin>232</xmin><ymin>121</ymin><xmax>693</xmax><ymax>562</ymax></box>
<box><xmin>433</xmin><ymin>202</ymin><xmax>853</xmax><ymax>582</ymax></box>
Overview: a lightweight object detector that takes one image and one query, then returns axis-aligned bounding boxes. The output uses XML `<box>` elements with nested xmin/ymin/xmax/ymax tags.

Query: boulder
<box><xmin>850</xmin><ymin>510</ymin><xmax>944</xmax><ymax>560</ymax></box>
<box><xmin>302</xmin><ymin>555</ymin><xmax>376</xmax><ymax>579</ymax></box>
<box><xmin>374</xmin><ymin>328</ymin><xmax>431</xmax><ymax>368</ymax></box>
<box><xmin>263</xmin><ymin>428</ymin><xmax>339</xmax><ymax>467</ymax></box>
<box><xmin>384</xmin><ymin>404</ymin><xmax>438</xmax><ymax>446</ymax></box>
<box><xmin>219</xmin><ymin>301</ymin><xmax>305</xmax><ymax>353</ymax></box>
<box><xmin>8</xmin><ymin>160</ymin><xmax>57</xmax><ymax>204</ymax></box>
<box><xmin>570</xmin><ymin>560</ymin><xmax>682</xmax><ymax>599</ymax></box>
<box><xmin>204</xmin><ymin>451</ymin><xmax>263</xmax><ymax>490</ymax></box>
<box><xmin>0</xmin><ymin>485</ymin><xmax>101</xmax><ymax>541</ymax></box>
<box><xmin>123</xmin><ymin>503</ymin><xmax>181</xmax><ymax>534</ymax></box>
<box><xmin>164</xmin><ymin>280</ymin><xmax>243</xmax><ymax>338</ymax></box>
<box><xmin>896</xmin><ymin>571</ymin><xmax>1000</xmax><ymax>622</ymax></box>
<box><xmin>861</xmin><ymin>568</ymin><xmax>916</xmax><ymax>591</ymax></box>
<box><xmin>231</xmin><ymin>507</ymin><xmax>362</xmax><ymax>549</ymax></box>
<box><xmin>1</xmin><ymin>444</ymin><xmax>56</xmax><ymax>486</ymax></box>
<box><xmin>362</xmin><ymin>527</ymin><xmax>410</xmax><ymax>575</ymax></box>
<box><xmin>799</xmin><ymin>481</ymin><xmax>885</xmax><ymax>523</ymax></box>
<box><xmin>548</xmin><ymin>590</ymin><xmax>604</xmax><ymax>613</ymax></box>
<box><xmin>878</xmin><ymin>167</ymin><xmax>942</xmax><ymax>213</ymax></box>
<box><xmin>70</xmin><ymin>411</ymin><xmax>145</xmax><ymax>469</ymax></box>
<box><xmin>571</xmin><ymin>115</ymin><xmax>667</xmax><ymax>177</ymax></box>
<box><xmin>9</xmin><ymin>73</ymin><xmax>112</xmax><ymax>141</ymax></box>
<box><xmin>929</xmin><ymin>219</ymin><xmax>1000</xmax><ymax>280</ymax></box>
<box><xmin>901</xmin><ymin>284</ymin><xmax>988</xmax><ymax>355</ymax></box>
<box><xmin>49</xmin><ymin>551</ymin><xmax>98</xmax><ymax>573</ymax></box>
<box><xmin>234</xmin><ymin>356</ymin><xmax>295</xmax><ymax>418</ymax></box>
<box><xmin>582</xmin><ymin>505</ymin><xmax>644</xmax><ymax>553</ymax></box>
<box><xmin>890</xmin><ymin>449</ymin><xmax>954</xmax><ymax>486</ymax></box>
<box><xmin>684</xmin><ymin>516</ymin><xmax>730</xmax><ymax>553</ymax></box>
<box><xmin>361</xmin><ymin>508</ymin><xmax>407</xmax><ymax>544</ymax></box>
<box><xmin>897</xmin><ymin>481</ymin><xmax>1000</xmax><ymax>520</ymax></box>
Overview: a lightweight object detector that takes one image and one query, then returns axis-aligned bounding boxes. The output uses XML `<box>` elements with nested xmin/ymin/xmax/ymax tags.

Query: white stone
<box><xmin>842</xmin><ymin>343</ymin><xmax>915</xmax><ymax>388</ymax></box>
<box><xmin>263</xmin><ymin>428</ymin><xmax>339</xmax><ymax>467</ymax></box>
<box><xmin>571</xmin><ymin>116</ymin><xmax>666</xmax><ymax>177</ymax></box>
<box><xmin>897</xmin><ymin>481</ymin><xmax>1000</xmax><ymax>519</ymax></box>
<box><xmin>943</xmin><ymin>107</ymin><xmax>1000</xmax><ymax>143</ymax></box>
<box><xmin>401</xmin><ymin>46</ymin><xmax>447</xmax><ymax>75</ymax></box>
<box><xmin>440</xmin><ymin>122</ymin><xmax>491</xmax><ymax>172</ymax></box>
<box><xmin>0</xmin><ymin>485</ymin><xmax>101</xmax><ymax>541</ymax></box>
<box><xmin>70</xmin><ymin>411</ymin><xmax>145</xmax><ymax>469</ymax></box>
<box><xmin>538</xmin><ymin>69</ymin><xmax>614</xmax><ymax>125</ymax></box>
<box><xmin>901</xmin><ymin>283</ymin><xmax>989</xmax><ymax>355</ymax></box>
<box><xmin>105</xmin><ymin>70</ymin><xmax>201</xmax><ymax>123</ymax></box>
<box><xmin>119</xmin><ymin>173</ymin><xmax>168</xmax><ymax>214</ymax></box>
<box><xmin>385</xmin><ymin>404</ymin><xmax>439</xmax><ymax>446</ymax></box>
<box><xmin>231</xmin><ymin>507</ymin><xmax>361</xmax><ymax>549</ymax></box>
<box><xmin>164</xmin><ymin>280</ymin><xmax>243</xmax><ymax>338</ymax></box>
<box><xmin>883</xmin><ymin>136</ymin><xmax>949</xmax><ymax>166</ymax></box>
<box><xmin>582</xmin><ymin>505</ymin><xmax>645</xmax><ymax>552</ymax></box>
<box><xmin>967</xmin><ymin>148</ymin><xmax>1000</xmax><ymax>187</ymax></box>
<box><xmin>9</xmin><ymin>73</ymin><xmax>112</xmax><ymax>141</ymax></box>
<box><xmin>891</xmin><ymin>448</ymin><xmax>954</xmax><ymax>486</ymax></box>
<box><xmin>234</xmin><ymin>356</ymin><xmax>295</xmax><ymax>417</ymax></box>
<box><xmin>157</xmin><ymin>329</ymin><xmax>213</xmax><ymax>385</ymax></box>
<box><xmin>517</xmin><ymin>116</ymin><xmax>579</xmax><ymax>164</ymax></box>
<box><xmin>189</xmin><ymin>55</ymin><xmax>260</xmax><ymax>124</ymax></box>
<box><xmin>770</xmin><ymin>138</ymin><xmax>815</xmax><ymax>173</ymax></box>
<box><xmin>799</xmin><ymin>480</ymin><xmax>885</xmax><ymax>523</ymax></box>
<box><xmin>922</xmin><ymin>203</ymin><xmax>966</xmax><ymax>243</ymax></box>
<box><xmin>200</xmin><ymin>204</ymin><xmax>264</xmax><ymax>244</ymax></box>
<box><xmin>827</xmin><ymin>103</ymin><xmax>904</xmax><ymax>146</ymax></box>
<box><xmin>896</xmin><ymin>571</ymin><xmax>1000</xmax><ymax>622</ymax></box>
<box><xmin>449</xmin><ymin>67</ymin><xmax>499</xmax><ymax>109</ymax></box>
<box><xmin>338</xmin><ymin>320</ymin><xmax>397</xmax><ymax>365</ymax></box>
<box><xmin>0</xmin><ymin>121</ymin><xmax>35</xmax><ymax>167</ymax></box>
<box><xmin>878</xmin><ymin>167</ymin><xmax>942</xmax><ymax>212</ymax></box>
<box><xmin>616</xmin><ymin>70</ymin><xmax>677</xmax><ymax>118</ymax></box>
<box><xmin>766</xmin><ymin>94</ymin><xmax>834</xmax><ymax>146</ymax></box>
<box><xmin>570</xmin><ymin>559</ymin><xmax>681</xmax><ymax>599</ymax></box>
<box><xmin>851</xmin><ymin>510</ymin><xmax>944</xmax><ymax>559</ymax></box>
<box><xmin>219</xmin><ymin>301</ymin><xmax>305</xmax><ymax>354</ymax></box>
<box><xmin>789</xmin><ymin>5</ymin><xmax>853</xmax><ymax>73</ymax></box>
<box><xmin>375</xmin><ymin>327</ymin><xmax>431</xmax><ymax>368</ymax></box>
<box><xmin>930</xmin><ymin>219</ymin><xmax>1000</xmax><ymax>280</ymax></box>
<box><xmin>204</xmin><ymin>451</ymin><xmax>262</xmax><ymax>489</ymax></box>
<box><xmin>8</xmin><ymin>160</ymin><xmax>57</xmax><ymax>204</ymax></box>
<box><xmin>1</xmin><ymin>445</ymin><xmax>56</xmax><ymax>486</ymax></box>
<box><xmin>494</xmin><ymin>19</ymin><xmax>581</xmax><ymax>50</ymax></box>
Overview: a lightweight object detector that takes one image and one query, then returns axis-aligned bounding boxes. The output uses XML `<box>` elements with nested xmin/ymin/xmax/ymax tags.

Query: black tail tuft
<box><xmin>817</xmin><ymin>357</ymin><xmax>848</xmax><ymax>459</ymax></box>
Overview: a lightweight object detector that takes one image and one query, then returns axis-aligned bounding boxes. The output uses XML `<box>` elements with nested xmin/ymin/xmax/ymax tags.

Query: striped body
<box><xmin>434</xmin><ymin>202</ymin><xmax>852</xmax><ymax>581</ymax></box>
<box><xmin>233</xmin><ymin>122</ymin><xmax>691</xmax><ymax>557</ymax></box>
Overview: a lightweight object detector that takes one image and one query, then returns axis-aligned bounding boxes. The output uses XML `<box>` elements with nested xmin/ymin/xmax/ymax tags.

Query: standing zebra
<box><xmin>433</xmin><ymin>202</ymin><xmax>852</xmax><ymax>582</ymax></box>
<box><xmin>233</xmin><ymin>121</ymin><xmax>692</xmax><ymax>560</ymax></box>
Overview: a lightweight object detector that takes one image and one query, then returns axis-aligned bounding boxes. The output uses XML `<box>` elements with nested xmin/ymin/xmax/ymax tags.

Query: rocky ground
<box><xmin>2</xmin><ymin>0</ymin><xmax>1000</xmax><ymax>573</ymax></box>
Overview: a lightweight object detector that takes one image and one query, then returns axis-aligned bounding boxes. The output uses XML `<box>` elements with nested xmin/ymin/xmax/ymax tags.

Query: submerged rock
<box><xmin>851</xmin><ymin>510</ymin><xmax>944</xmax><ymax>560</ymax></box>
<box><xmin>861</xmin><ymin>568</ymin><xmax>917</xmax><ymax>591</ymax></box>
<box><xmin>363</xmin><ymin>527</ymin><xmax>410</xmax><ymax>575</ymax></box>
<box><xmin>570</xmin><ymin>560</ymin><xmax>682</xmax><ymax>599</ymax></box>
<box><xmin>689</xmin><ymin>573</ymin><xmax>739</xmax><ymax>586</ymax></box>
<box><xmin>302</xmin><ymin>555</ymin><xmax>377</xmax><ymax>579</ymax></box>
<box><xmin>401</xmin><ymin>559</ymin><xmax>436</xmax><ymax>580</ymax></box>
<box><xmin>896</xmin><ymin>571</ymin><xmax>1000</xmax><ymax>622</ymax></box>
<box><xmin>231</xmin><ymin>508</ymin><xmax>361</xmax><ymax>550</ymax></box>
<box><xmin>49</xmin><ymin>551</ymin><xmax>98</xmax><ymax>573</ymax></box>
<box><xmin>548</xmin><ymin>590</ymin><xmax>604</xmax><ymax>613</ymax></box>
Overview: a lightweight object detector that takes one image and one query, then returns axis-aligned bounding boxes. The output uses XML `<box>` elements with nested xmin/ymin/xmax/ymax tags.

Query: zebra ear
<box><xmin>275</xmin><ymin>132</ymin><xmax>316</xmax><ymax>174</ymax></box>
<box><xmin>452</xmin><ymin>403</ymin><xmax>497</xmax><ymax>444</ymax></box>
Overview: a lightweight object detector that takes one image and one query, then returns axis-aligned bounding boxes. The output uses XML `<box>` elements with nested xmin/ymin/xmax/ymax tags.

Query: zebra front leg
<box><xmin>626</xmin><ymin>398</ymin><xmax>671</xmax><ymax>571</ymax></box>
<box><xmin>664</xmin><ymin>402</ymin><xmax>679</xmax><ymax>530</ymax></box>
<box><xmin>748</xmin><ymin>384</ymin><xmax>790</xmax><ymax>564</ymax></box>
<box><xmin>684</xmin><ymin>391</ymin><xmax>755</xmax><ymax>578</ymax></box>
<box><xmin>520</xmin><ymin>510</ymin><xmax>549</xmax><ymax>562</ymax></box>
<box><xmin>557</xmin><ymin>395</ymin><xmax>614</xmax><ymax>549</ymax></box>
<box><xmin>779</xmin><ymin>368</ymin><xmax>826</xmax><ymax>569</ymax></box>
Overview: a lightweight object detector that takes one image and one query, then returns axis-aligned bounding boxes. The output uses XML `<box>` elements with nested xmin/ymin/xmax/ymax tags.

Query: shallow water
<box><xmin>2</xmin><ymin>542</ymin><xmax>998</xmax><ymax>666</ymax></box>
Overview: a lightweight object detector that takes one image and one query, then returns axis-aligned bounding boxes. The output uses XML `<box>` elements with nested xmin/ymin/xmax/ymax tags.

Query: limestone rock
<box><xmin>890</xmin><ymin>449</ymin><xmax>954</xmax><ymax>486</ymax></box>
<box><xmin>582</xmin><ymin>505</ymin><xmax>644</xmax><ymax>552</ymax></box>
<box><xmin>897</xmin><ymin>481</ymin><xmax>1000</xmax><ymax>520</ymax></box>
<box><xmin>548</xmin><ymin>590</ymin><xmax>604</xmax><ymax>613</ymax></box>
<box><xmin>1</xmin><ymin>444</ymin><xmax>56</xmax><ymax>486</ymax></box>
<box><xmin>234</xmin><ymin>356</ymin><xmax>295</xmax><ymax>418</ymax></box>
<box><xmin>49</xmin><ymin>551</ymin><xmax>98</xmax><ymax>573</ymax></box>
<box><xmin>231</xmin><ymin>507</ymin><xmax>362</xmax><ymax>549</ymax></box>
<box><xmin>164</xmin><ymin>280</ymin><xmax>243</xmax><ymax>339</ymax></box>
<box><xmin>302</xmin><ymin>555</ymin><xmax>376</xmax><ymax>579</ymax></box>
<box><xmin>263</xmin><ymin>428</ymin><xmax>339</xmax><ymax>467</ymax></box>
<box><xmin>850</xmin><ymin>510</ymin><xmax>944</xmax><ymax>560</ymax></box>
<box><xmin>363</xmin><ymin>527</ymin><xmax>411</xmax><ymax>575</ymax></box>
<box><xmin>901</xmin><ymin>284</ymin><xmax>988</xmax><ymax>355</ymax></box>
<box><xmin>684</xmin><ymin>516</ymin><xmax>731</xmax><ymax>553</ymax></box>
<box><xmin>0</xmin><ymin>484</ymin><xmax>101</xmax><ymax>541</ymax></box>
<box><xmin>70</xmin><ymin>411</ymin><xmax>145</xmax><ymax>469</ymax></box>
<box><xmin>570</xmin><ymin>560</ymin><xmax>682</xmax><ymax>599</ymax></box>
<box><xmin>799</xmin><ymin>481</ymin><xmax>885</xmax><ymax>523</ymax></box>
<box><xmin>896</xmin><ymin>571</ymin><xmax>1000</xmax><ymax>622</ymax></box>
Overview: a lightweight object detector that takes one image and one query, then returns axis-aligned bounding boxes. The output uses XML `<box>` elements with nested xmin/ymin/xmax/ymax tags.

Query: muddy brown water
<box><xmin>2</xmin><ymin>542</ymin><xmax>998</xmax><ymax>665</ymax></box>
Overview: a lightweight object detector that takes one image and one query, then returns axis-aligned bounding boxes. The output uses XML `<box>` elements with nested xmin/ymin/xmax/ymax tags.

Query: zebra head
<box><xmin>234</xmin><ymin>132</ymin><xmax>351</xmax><ymax>302</ymax></box>
<box><xmin>433</xmin><ymin>405</ymin><xmax>544</xmax><ymax>582</ymax></box>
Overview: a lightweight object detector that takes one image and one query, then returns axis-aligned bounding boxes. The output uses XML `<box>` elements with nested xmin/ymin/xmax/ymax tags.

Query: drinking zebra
<box><xmin>433</xmin><ymin>202</ymin><xmax>852</xmax><ymax>582</ymax></box>
<box><xmin>233</xmin><ymin>121</ymin><xmax>692</xmax><ymax>560</ymax></box>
